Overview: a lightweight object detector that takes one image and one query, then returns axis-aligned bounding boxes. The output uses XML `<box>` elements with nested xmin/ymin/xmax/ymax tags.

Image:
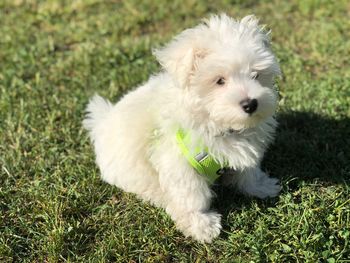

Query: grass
<box><xmin>0</xmin><ymin>0</ymin><xmax>349</xmax><ymax>262</ymax></box>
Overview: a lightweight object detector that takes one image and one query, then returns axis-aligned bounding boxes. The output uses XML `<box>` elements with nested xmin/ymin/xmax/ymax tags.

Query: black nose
<box><xmin>240</xmin><ymin>98</ymin><xmax>258</xmax><ymax>114</ymax></box>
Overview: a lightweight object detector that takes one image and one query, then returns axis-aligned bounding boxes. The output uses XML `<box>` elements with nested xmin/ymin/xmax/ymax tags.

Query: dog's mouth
<box><xmin>216</xmin><ymin>114</ymin><xmax>267</xmax><ymax>137</ymax></box>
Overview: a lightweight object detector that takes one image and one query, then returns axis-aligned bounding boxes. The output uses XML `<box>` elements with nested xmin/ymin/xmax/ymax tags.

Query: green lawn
<box><xmin>1</xmin><ymin>0</ymin><xmax>349</xmax><ymax>262</ymax></box>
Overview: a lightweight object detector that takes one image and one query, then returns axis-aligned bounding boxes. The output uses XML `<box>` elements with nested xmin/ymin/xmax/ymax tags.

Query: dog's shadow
<box><xmin>212</xmin><ymin>111</ymin><xmax>350</xmax><ymax>228</ymax></box>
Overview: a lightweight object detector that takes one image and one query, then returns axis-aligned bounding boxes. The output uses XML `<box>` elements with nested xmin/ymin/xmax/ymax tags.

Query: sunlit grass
<box><xmin>0</xmin><ymin>0</ymin><xmax>349</xmax><ymax>262</ymax></box>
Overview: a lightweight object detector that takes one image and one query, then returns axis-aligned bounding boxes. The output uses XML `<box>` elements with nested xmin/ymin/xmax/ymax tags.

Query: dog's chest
<box><xmin>209</xmin><ymin>128</ymin><xmax>272</xmax><ymax>169</ymax></box>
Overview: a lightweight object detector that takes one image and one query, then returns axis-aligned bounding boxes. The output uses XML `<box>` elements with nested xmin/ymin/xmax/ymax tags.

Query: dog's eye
<box><xmin>216</xmin><ymin>77</ymin><xmax>225</xmax><ymax>85</ymax></box>
<box><xmin>251</xmin><ymin>72</ymin><xmax>259</xmax><ymax>80</ymax></box>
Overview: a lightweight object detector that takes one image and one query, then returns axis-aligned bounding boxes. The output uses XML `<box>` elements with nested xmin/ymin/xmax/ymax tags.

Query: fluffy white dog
<box><xmin>84</xmin><ymin>14</ymin><xmax>281</xmax><ymax>243</ymax></box>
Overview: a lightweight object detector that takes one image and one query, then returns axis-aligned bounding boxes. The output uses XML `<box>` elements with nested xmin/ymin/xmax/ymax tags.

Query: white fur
<box><xmin>83</xmin><ymin>14</ymin><xmax>281</xmax><ymax>243</ymax></box>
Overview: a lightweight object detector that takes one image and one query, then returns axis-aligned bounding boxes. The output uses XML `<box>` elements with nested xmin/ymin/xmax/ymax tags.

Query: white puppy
<box><xmin>84</xmin><ymin>14</ymin><xmax>281</xmax><ymax>243</ymax></box>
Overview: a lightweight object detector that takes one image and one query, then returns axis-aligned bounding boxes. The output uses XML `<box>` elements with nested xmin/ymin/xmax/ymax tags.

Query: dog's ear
<box><xmin>240</xmin><ymin>15</ymin><xmax>271</xmax><ymax>48</ymax></box>
<box><xmin>153</xmin><ymin>29</ymin><xmax>206</xmax><ymax>88</ymax></box>
<box><xmin>240</xmin><ymin>15</ymin><xmax>281</xmax><ymax>76</ymax></box>
<box><xmin>240</xmin><ymin>15</ymin><xmax>260</xmax><ymax>30</ymax></box>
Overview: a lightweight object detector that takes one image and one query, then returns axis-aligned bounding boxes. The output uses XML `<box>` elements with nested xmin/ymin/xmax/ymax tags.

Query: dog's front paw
<box><xmin>255</xmin><ymin>176</ymin><xmax>281</xmax><ymax>198</ymax></box>
<box><xmin>243</xmin><ymin>171</ymin><xmax>281</xmax><ymax>199</ymax></box>
<box><xmin>178</xmin><ymin>211</ymin><xmax>221</xmax><ymax>243</ymax></box>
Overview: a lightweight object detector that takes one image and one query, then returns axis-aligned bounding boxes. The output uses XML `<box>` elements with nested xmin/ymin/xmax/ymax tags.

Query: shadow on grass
<box><xmin>213</xmin><ymin>111</ymin><xmax>350</xmax><ymax>230</ymax></box>
<box><xmin>268</xmin><ymin>111</ymin><xmax>349</xmax><ymax>184</ymax></box>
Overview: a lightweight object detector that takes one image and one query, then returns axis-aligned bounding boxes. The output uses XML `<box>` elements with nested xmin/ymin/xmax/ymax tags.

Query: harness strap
<box><xmin>176</xmin><ymin>129</ymin><xmax>224</xmax><ymax>184</ymax></box>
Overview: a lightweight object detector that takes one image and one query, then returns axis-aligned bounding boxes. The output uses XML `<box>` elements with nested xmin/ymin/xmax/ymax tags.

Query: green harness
<box><xmin>176</xmin><ymin>129</ymin><xmax>227</xmax><ymax>184</ymax></box>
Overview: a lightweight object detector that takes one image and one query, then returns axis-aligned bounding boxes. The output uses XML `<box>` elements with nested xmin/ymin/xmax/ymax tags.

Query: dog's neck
<box><xmin>216</xmin><ymin>127</ymin><xmax>256</xmax><ymax>137</ymax></box>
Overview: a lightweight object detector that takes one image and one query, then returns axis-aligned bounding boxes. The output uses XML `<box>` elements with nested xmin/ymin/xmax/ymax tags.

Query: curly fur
<box><xmin>84</xmin><ymin>14</ymin><xmax>281</xmax><ymax>243</ymax></box>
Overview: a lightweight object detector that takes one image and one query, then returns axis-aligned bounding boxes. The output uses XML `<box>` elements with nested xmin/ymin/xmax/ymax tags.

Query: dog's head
<box><xmin>154</xmin><ymin>14</ymin><xmax>280</xmax><ymax>131</ymax></box>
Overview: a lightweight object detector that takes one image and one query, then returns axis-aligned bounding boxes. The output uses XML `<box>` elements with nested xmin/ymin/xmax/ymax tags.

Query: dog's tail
<box><xmin>83</xmin><ymin>94</ymin><xmax>113</xmax><ymax>132</ymax></box>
